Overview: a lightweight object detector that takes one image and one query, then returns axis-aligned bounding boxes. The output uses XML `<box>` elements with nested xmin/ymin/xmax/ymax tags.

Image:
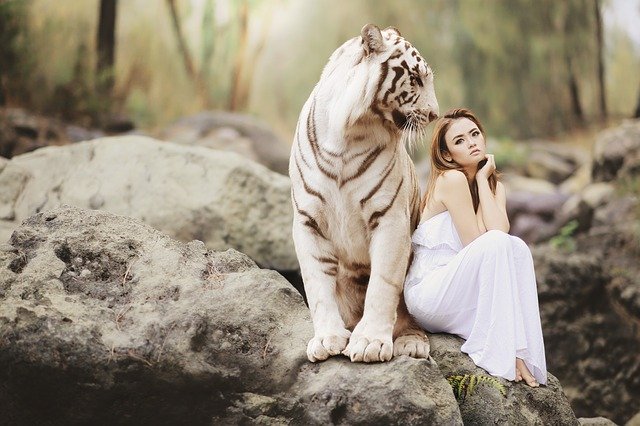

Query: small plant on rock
<box><xmin>446</xmin><ymin>374</ymin><xmax>507</xmax><ymax>402</ymax></box>
<box><xmin>549</xmin><ymin>220</ymin><xmax>579</xmax><ymax>252</ymax></box>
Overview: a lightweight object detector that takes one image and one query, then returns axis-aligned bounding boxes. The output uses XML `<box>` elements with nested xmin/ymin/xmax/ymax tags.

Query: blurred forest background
<box><xmin>1</xmin><ymin>0</ymin><xmax>639</xmax><ymax>149</ymax></box>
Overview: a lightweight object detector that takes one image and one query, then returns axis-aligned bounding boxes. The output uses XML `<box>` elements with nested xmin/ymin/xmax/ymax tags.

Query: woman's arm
<box><xmin>476</xmin><ymin>202</ymin><xmax>487</xmax><ymax>233</ymax></box>
<box><xmin>475</xmin><ymin>154</ymin><xmax>509</xmax><ymax>233</ymax></box>
<box><xmin>437</xmin><ymin>170</ymin><xmax>482</xmax><ymax>246</ymax></box>
<box><xmin>477</xmin><ymin>179</ymin><xmax>510</xmax><ymax>232</ymax></box>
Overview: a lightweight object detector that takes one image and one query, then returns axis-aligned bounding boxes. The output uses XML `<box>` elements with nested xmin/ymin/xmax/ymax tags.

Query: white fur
<box><xmin>291</xmin><ymin>26</ymin><xmax>438</xmax><ymax>362</ymax></box>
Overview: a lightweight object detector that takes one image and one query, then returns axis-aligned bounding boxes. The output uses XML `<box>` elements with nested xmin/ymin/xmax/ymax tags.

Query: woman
<box><xmin>404</xmin><ymin>108</ymin><xmax>547</xmax><ymax>387</ymax></box>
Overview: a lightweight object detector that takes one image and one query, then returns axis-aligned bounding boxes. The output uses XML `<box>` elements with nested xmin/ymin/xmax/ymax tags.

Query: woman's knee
<box><xmin>508</xmin><ymin>234</ymin><xmax>534</xmax><ymax>258</ymax></box>
<box><xmin>477</xmin><ymin>229</ymin><xmax>511</xmax><ymax>249</ymax></box>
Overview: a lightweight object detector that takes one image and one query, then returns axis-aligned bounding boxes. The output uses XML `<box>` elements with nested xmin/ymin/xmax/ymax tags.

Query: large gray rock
<box><xmin>160</xmin><ymin>111</ymin><xmax>291</xmax><ymax>175</ymax></box>
<box><xmin>0</xmin><ymin>107</ymin><xmax>105</xmax><ymax>158</ymax></box>
<box><xmin>0</xmin><ymin>157</ymin><xmax>30</xmax><ymax>220</ymax></box>
<box><xmin>532</xmin><ymin>246</ymin><xmax>640</xmax><ymax>424</ymax></box>
<box><xmin>0</xmin><ymin>206</ymin><xmax>581</xmax><ymax>424</ymax></box>
<box><xmin>510</xmin><ymin>213</ymin><xmax>558</xmax><ymax>243</ymax></box>
<box><xmin>627</xmin><ymin>411</ymin><xmax>640</xmax><ymax>426</ymax></box>
<box><xmin>0</xmin><ymin>136</ymin><xmax>297</xmax><ymax>272</ymax></box>
<box><xmin>430</xmin><ymin>334</ymin><xmax>578</xmax><ymax>425</ymax></box>
<box><xmin>578</xmin><ymin>418</ymin><xmax>618</xmax><ymax>426</ymax></box>
<box><xmin>525</xmin><ymin>149</ymin><xmax>577</xmax><ymax>184</ymax></box>
<box><xmin>505</xmin><ymin>190</ymin><xmax>568</xmax><ymax>243</ymax></box>
<box><xmin>592</xmin><ymin>119</ymin><xmax>640</xmax><ymax>182</ymax></box>
<box><xmin>0</xmin><ymin>205</ymin><xmax>462</xmax><ymax>424</ymax></box>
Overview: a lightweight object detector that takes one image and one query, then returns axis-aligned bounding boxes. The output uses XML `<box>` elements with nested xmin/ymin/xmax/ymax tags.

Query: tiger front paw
<box><xmin>393</xmin><ymin>333</ymin><xmax>430</xmax><ymax>358</ymax></box>
<box><xmin>342</xmin><ymin>334</ymin><xmax>394</xmax><ymax>363</ymax></box>
<box><xmin>307</xmin><ymin>330</ymin><xmax>350</xmax><ymax>362</ymax></box>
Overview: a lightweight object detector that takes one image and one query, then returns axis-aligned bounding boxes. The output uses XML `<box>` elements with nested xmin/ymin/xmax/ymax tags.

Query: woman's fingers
<box><xmin>487</xmin><ymin>154</ymin><xmax>496</xmax><ymax>171</ymax></box>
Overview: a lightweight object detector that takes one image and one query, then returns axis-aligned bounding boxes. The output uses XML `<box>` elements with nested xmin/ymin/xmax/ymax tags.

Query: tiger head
<box><xmin>361</xmin><ymin>24</ymin><xmax>439</xmax><ymax>135</ymax></box>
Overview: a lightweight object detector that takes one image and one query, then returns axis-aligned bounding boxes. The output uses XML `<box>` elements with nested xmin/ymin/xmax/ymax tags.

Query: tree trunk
<box><xmin>166</xmin><ymin>0</ymin><xmax>210</xmax><ymax>107</ymax></box>
<box><xmin>594</xmin><ymin>0</ymin><xmax>607</xmax><ymax>119</ymax></box>
<box><xmin>96</xmin><ymin>0</ymin><xmax>117</xmax><ymax>96</ymax></box>
<box><xmin>228</xmin><ymin>0</ymin><xmax>249</xmax><ymax>111</ymax></box>
<box><xmin>567</xmin><ymin>55</ymin><xmax>584</xmax><ymax>125</ymax></box>
<box><xmin>635</xmin><ymin>85</ymin><xmax>640</xmax><ymax>118</ymax></box>
<box><xmin>229</xmin><ymin>2</ymin><xmax>273</xmax><ymax>112</ymax></box>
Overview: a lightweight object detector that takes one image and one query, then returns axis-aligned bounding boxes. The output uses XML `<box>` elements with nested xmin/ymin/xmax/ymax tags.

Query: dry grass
<box><xmin>114</xmin><ymin>304</ymin><xmax>132</xmax><ymax>331</ymax></box>
<box><xmin>262</xmin><ymin>336</ymin><xmax>272</xmax><ymax>360</ymax></box>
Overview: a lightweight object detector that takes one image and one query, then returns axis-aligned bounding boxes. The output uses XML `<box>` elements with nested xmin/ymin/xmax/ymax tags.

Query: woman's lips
<box><xmin>470</xmin><ymin>149</ymin><xmax>481</xmax><ymax>155</ymax></box>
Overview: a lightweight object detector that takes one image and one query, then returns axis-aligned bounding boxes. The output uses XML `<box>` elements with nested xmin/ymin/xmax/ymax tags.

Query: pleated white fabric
<box><xmin>404</xmin><ymin>210</ymin><xmax>548</xmax><ymax>385</ymax></box>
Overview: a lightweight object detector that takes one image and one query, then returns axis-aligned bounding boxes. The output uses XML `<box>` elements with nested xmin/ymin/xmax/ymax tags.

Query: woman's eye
<box><xmin>472</xmin><ymin>131</ymin><xmax>480</xmax><ymax>136</ymax></box>
<box><xmin>455</xmin><ymin>139</ymin><xmax>463</xmax><ymax>145</ymax></box>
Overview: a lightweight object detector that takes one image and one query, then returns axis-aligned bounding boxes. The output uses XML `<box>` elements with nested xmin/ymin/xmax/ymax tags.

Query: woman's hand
<box><xmin>477</xmin><ymin>154</ymin><xmax>496</xmax><ymax>180</ymax></box>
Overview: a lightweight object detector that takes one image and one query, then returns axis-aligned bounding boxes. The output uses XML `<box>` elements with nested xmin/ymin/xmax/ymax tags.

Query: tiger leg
<box><xmin>343</xmin><ymin>218</ymin><xmax>410</xmax><ymax>363</ymax></box>
<box><xmin>292</xmin><ymin>220</ymin><xmax>351</xmax><ymax>362</ymax></box>
<box><xmin>392</xmin><ymin>298</ymin><xmax>430</xmax><ymax>358</ymax></box>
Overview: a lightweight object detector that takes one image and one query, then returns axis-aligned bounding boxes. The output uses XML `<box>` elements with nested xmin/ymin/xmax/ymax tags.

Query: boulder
<box><xmin>581</xmin><ymin>183</ymin><xmax>615</xmax><ymax>209</ymax></box>
<box><xmin>578</xmin><ymin>418</ymin><xmax>618</xmax><ymax>426</ymax></box>
<box><xmin>160</xmin><ymin>111</ymin><xmax>291</xmax><ymax>175</ymax></box>
<box><xmin>0</xmin><ymin>157</ymin><xmax>31</xmax><ymax>221</ymax></box>
<box><xmin>506</xmin><ymin>190</ymin><xmax>569</xmax><ymax>243</ymax></box>
<box><xmin>627</xmin><ymin>411</ymin><xmax>640</xmax><ymax>426</ymax></box>
<box><xmin>0</xmin><ymin>206</ymin><xmax>580</xmax><ymax>424</ymax></box>
<box><xmin>430</xmin><ymin>334</ymin><xmax>578</xmax><ymax>425</ymax></box>
<box><xmin>0</xmin><ymin>107</ymin><xmax>105</xmax><ymax>158</ymax></box>
<box><xmin>0</xmin><ymin>205</ymin><xmax>305</xmax><ymax>424</ymax></box>
<box><xmin>559</xmin><ymin>163</ymin><xmax>592</xmax><ymax>195</ymax></box>
<box><xmin>556</xmin><ymin>194</ymin><xmax>594</xmax><ymax>234</ymax></box>
<box><xmin>592</xmin><ymin>119</ymin><xmax>640</xmax><ymax>182</ymax></box>
<box><xmin>554</xmin><ymin>182</ymin><xmax>615</xmax><ymax>234</ymax></box>
<box><xmin>507</xmin><ymin>191</ymin><xmax>570</xmax><ymax>221</ymax></box>
<box><xmin>532</xmin><ymin>246</ymin><xmax>640</xmax><ymax>424</ymax></box>
<box><xmin>525</xmin><ymin>149</ymin><xmax>576</xmax><ymax>184</ymax></box>
<box><xmin>591</xmin><ymin>195</ymin><xmax>639</xmax><ymax>230</ymax></box>
<box><xmin>503</xmin><ymin>174</ymin><xmax>557</xmax><ymax>195</ymax></box>
<box><xmin>510</xmin><ymin>213</ymin><xmax>558</xmax><ymax>243</ymax></box>
<box><xmin>0</xmin><ymin>136</ymin><xmax>297</xmax><ymax>273</ymax></box>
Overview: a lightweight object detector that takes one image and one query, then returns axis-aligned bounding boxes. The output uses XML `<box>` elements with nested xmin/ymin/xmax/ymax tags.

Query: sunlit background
<box><xmin>2</xmin><ymin>0</ymin><xmax>639</xmax><ymax>143</ymax></box>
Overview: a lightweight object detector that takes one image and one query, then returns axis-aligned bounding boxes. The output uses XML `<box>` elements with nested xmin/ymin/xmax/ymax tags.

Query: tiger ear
<box><xmin>383</xmin><ymin>26</ymin><xmax>401</xmax><ymax>37</ymax></box>
<box><xmin>361</xmin><ymin>23</ymin><xmax>384</xmax><ymax>56</ymax></box>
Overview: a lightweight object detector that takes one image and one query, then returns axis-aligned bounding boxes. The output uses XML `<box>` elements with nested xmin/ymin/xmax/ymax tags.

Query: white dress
<box><xmin>404</xmin><ymin>210</ymin><xmax>548</xmax><ymax>385</ymax></box>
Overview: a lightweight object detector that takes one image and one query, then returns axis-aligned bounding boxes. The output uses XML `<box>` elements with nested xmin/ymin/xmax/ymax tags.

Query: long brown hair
<box><xmin>420</xmin><ymin>108</ymin><xmax>499</xmax><ymax>214</ymax></box>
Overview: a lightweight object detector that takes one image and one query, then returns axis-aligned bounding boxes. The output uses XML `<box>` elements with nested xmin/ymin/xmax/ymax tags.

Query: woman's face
<box><xmin>443</xmin><ymin>117</ymin><xmax>486</xmax><ymax>168</ymax></box>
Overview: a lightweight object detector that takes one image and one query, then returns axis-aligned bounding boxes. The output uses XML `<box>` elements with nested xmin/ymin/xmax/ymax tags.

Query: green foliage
<box><xmin>491</xmin><ymin>137</ymin><xmax>529</xmax><ymax>172</ymax></box>
<box><xmin>615</xmin><ymin>176</ymin><xmax>640</xmax><ymax>197</ymax></box>
<box><xmin>446</xmin><ymin>374</ymin><xmax>507</xmax><ymax>402</ymax></box>
<box><xmin>3</xmin><ymin>0</ymin><xmax>639</xmax><ymax>138</ymax></box>
<box><xmin>453</xmin><ymin>0</ymin><xmax>600</xmax><ymax>139</ymax></box>
<box><xmin>0</xmin><ymin>0</ymin><xmax>32</xmax><ymax>105</ymax></box>
<box><xmin>550</xmin><ymin>219</ymin><xmax>579</xmax><ymax>252</ymax></box>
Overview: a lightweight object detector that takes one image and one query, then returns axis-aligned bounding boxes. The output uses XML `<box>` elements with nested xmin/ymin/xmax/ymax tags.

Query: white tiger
<box><xmin>290</xmin><ymin>24</ymin><xmax>439</xmax><ymax>363</ymax></box>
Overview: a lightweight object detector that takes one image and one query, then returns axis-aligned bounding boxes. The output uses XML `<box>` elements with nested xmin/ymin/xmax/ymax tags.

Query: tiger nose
<box><xmin>428</xmin><ymin>111</ymin><xmax>438</xmax><ymax>122</ymax></box>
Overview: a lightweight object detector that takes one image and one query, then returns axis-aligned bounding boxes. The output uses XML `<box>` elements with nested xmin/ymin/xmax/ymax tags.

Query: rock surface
<box><xmin>430</xmin><ymin>334</ymin><xmax>577</xmax><ymax>425</ymax></box>
<box><xmin>160</xmin><ymin>111</ymin><xmax>291</xmax><ymax>175</ymax></box>
<box><xmin>0</xmin><ymin>136</ymin><xmax>297</xmax><ymax>273</ymax></box>
<box><xmin>0</xmin><ymin>205</ymin><xmax>578</xmax><ymax>424</ymax></box>
<box><xmin>0</xmin><ymin>107</ymin><xmax>106</xmax><ymax>158</ymax></box>
<box><xmin>532</xmin><ymin>245</ymin><xmax>640</xmax><ymax>424</ymax></box>
<box><xmin>592</xmin><ymin>119</ymin><xmax>640</xmax><ymax>183</ymax></box>
<box><xmin>578</xmin><ymin>418</ymin><xmax>618</xmax><ymax>426</ymax></box>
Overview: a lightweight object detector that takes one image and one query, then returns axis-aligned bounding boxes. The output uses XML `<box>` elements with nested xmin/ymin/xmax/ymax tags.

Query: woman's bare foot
<box><xmin>516</xmin><ymin>358</ymin><xmax>539</xmax><ymax>387</ymax></box>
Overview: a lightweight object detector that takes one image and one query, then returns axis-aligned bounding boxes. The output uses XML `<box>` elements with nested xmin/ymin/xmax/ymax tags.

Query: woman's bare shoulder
<box><xmin>436</xmin><ymin>170</ymin><xmax>468</xmax><ymax>191</ymax></box>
